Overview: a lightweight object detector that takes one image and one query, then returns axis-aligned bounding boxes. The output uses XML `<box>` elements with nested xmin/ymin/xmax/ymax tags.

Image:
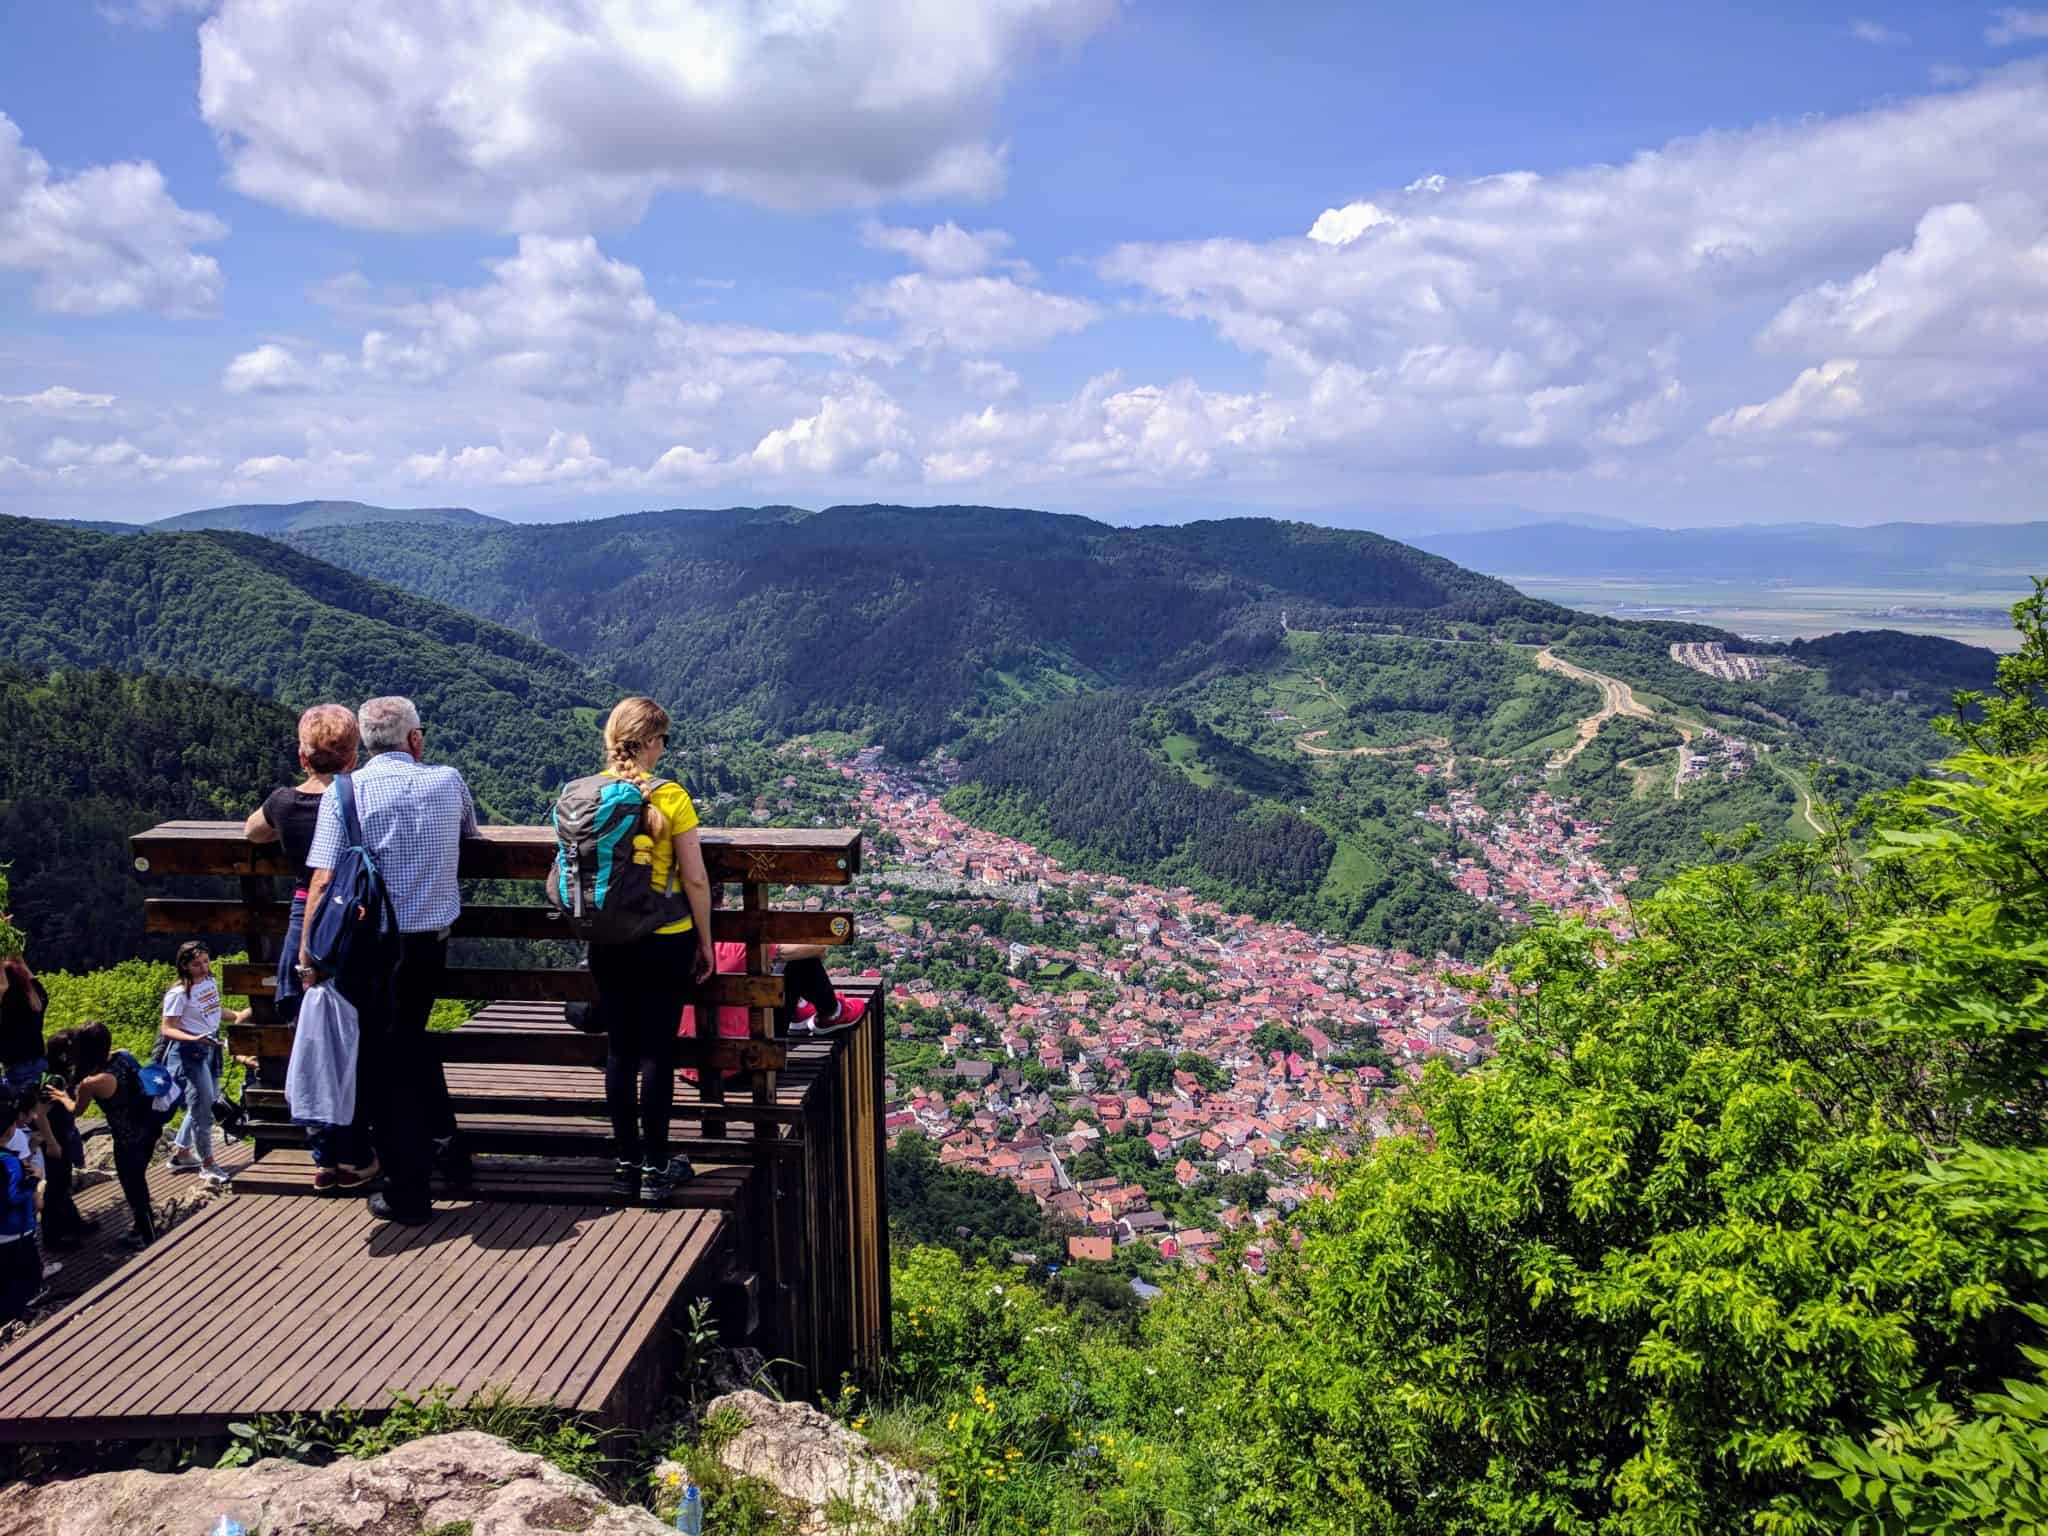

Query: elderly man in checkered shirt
<box><xmin>299</xmin><ymin>695</ymin><xmax>478</xmax><ymax>1224</ymax></box>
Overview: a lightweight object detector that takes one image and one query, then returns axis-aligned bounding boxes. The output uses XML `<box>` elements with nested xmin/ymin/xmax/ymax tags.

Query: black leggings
<box><xmin>113</xmin><ymin>1138</ymin><xmax>156</xmax><ymax>1241</ymax></box>
<box><xmin>776</xmin><ymin>957</ymin><xmax>841</xmax><ymax>1035</ymax></box>
<box><xmin>590</xmin><ymin>929</ymin><xmax>697</xmax><ymax>1169</ymax></box>
<box><xmin>41</xmin><ymin>1153</ymin><xmax>85</xmax><ymax>1242</ymax></box>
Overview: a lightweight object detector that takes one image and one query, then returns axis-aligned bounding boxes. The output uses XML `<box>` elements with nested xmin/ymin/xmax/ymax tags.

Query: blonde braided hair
<box><xmin>603</xmin><ymin>696</ymin><xmax>673</xmax><ymax>839</ymax></box>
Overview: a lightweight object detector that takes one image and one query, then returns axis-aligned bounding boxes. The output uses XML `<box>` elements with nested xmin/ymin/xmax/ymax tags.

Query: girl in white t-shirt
<box><xmin>161</xmin><ymin>943</ymin><xmax>249</xmax><ymax>1184</ymax></box>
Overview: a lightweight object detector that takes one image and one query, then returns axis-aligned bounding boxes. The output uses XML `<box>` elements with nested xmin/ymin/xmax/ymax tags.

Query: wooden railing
<box><xmin>129</xmin><ymin>819</ymin><xmax>889</xmax><ymax>1391</ymax></box>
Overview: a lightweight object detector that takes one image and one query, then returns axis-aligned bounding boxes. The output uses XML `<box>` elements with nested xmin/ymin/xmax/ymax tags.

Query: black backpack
<box><xmin>545</xmin><ymin>773</ymin><xmax>690</xmax><ymax>945</ymax></box>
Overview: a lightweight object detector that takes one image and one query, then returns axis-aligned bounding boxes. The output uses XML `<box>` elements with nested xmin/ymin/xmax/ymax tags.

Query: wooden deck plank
<box><xmin>0</xmin><ymin>1195</ymin><xmax>734</xmax><ymax>1442</ymax></box>
<box><xmin>323</xmin><ymin>1202</ymin><xmax>565</xmax><ymax>1411</ymax></box>
<box><xmin>41</xmin><ymin>1196</ymin><xmax>314</xmax><ymax>1419</ymax></box>
<box><xmin>510</xmin><ymin>1209</ymin><xmax>699</xmax><ymax>1406</ymax></box>
<box><xmin>580</xmin><ymin>1210</ymin><xmax>724</xmax><ymax>1415</ymax></box>
<box><xmin>144</xmin><ymin>1196</ymin><xmax>384</xmax><ymax>1417</ymax></box>
<box><xmin>36</xmin><ymin>1139</ymin><xmax>254</xmax><ymax>1308</ymax></box>
<box><xmin>444</xmin><ymin>1207</ymin><xmax>655</xmax><ymax>1404</ymax></box>
<box><xmin>209</xmin><ymin>1198</ymin><xmax>487</xmax><ymax>1418</ymax></box>
<box><xmin>9</xmin><ymin>1192</ymin><xmax>311</xmax><ymax>1420</ymax></box>
<box><xmin>138</xmin><ymin>1195</ymin><xmax>387</xmax><ymax>1416</ymax></box>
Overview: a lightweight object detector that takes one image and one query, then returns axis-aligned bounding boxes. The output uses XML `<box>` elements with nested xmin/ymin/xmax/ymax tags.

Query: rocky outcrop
<box><xmin>0</xmin><ymin>1429</ymin><xmax>668</xmax><ymax>1536</ymax></box>
<box><xmin>694</xmin><ymin>1390</ymin><xmax>936</xmax><ymax>1533</ymax></box>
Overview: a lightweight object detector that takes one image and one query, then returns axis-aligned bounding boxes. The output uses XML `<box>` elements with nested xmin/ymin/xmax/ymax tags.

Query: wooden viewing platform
<box><xmin>0</xmin><ymin>821</ymin><xmax>888</xmax><ymax>1444</ymax></box>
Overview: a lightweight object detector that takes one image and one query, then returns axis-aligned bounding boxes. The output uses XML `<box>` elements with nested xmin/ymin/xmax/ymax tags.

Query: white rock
<box><xmin>0</xmin><ymin>1429</ymin><xmax>669</xmax><ymax>1536</ymax></box>
<box><xmin>705</xmin><ymin>1390</ymin><xmax>936</xmax><ymax>1533</ymax></box>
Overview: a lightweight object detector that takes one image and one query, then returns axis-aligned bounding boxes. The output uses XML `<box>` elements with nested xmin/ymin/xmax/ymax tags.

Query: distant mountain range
<box><xmin>146</xmin><ymin>499</ymin><xmax>505</xmax><ymax>535</ymax></box>
<box><xmin>1415</xmin><ymin>520</ymin><xmax>2048</xmax><ymax>590</ymax></box>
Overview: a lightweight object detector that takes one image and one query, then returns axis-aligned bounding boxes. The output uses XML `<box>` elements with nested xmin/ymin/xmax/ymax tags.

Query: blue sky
<box><xmin>2</xmin><ymin>2</ymin><xmax>2045</xmax><ymax>529</ymax></box>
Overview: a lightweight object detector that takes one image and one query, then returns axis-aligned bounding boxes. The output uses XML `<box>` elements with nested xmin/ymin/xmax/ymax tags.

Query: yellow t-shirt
<box><xmin>609</xmin><ymin>774</ymin><xmax>701</xmax><ymax>934</ymax></box>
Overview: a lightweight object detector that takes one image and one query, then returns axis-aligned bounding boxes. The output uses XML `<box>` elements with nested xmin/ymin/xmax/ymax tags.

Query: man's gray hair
<box><xmin>359</xmin><ymin>695</ymin><xmax>422</xmax><ymax>755</ymax></box>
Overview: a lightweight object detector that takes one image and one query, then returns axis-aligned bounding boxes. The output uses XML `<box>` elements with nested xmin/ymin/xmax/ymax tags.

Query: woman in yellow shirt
<box><xmin>591</xmin><ymin>697</ymin><xmax>714</xmax><ymax>1203</ymax></box>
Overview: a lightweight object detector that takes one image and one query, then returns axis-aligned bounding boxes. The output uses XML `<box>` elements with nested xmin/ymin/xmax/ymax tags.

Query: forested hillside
<box><xmin>291</xmin><ymin>504</ymin><xmax>1573</xmax><ymax>755</ymax></box>
<box><xmin>0</xmin><ymin>515</ymin><xmax>605</xmax><ymax>822</ymax></box>
<box><xmin>279</xmin><ymin>502</ymin><xmax>1995</xmax><ymax>952</ymax></box>
<box><xmin>0</xmin><ymin>666</ymin><xmax>297</xmax><ymax>968</ymax></box>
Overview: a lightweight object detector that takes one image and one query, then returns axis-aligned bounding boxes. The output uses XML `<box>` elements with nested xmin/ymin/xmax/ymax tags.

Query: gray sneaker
<box><xmin>640</xmin><ymin>1155</ymin><xmax>695</xmax><ymax>1204</ymax></box>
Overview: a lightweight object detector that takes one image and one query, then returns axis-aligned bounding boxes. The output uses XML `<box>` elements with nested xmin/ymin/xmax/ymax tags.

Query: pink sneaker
<box><xmin>791</xmin><ymin>1000</ymin><xmax>818</xmax><ymax>1030</ymax></box>
<box><xmin>813</xmin><ymin>995</ymin><xmax>867</xmax><ymax>1034</ymax></box>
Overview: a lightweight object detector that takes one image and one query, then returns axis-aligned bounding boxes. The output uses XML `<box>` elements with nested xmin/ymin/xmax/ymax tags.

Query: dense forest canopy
<box><xmin>289</xmin><ymin>503</ymin><xmax>1575</xmax><ymax>755</ymax></box>
<box><xmin>0</xmin><ymin>515</ymin><xmax>606</xmax><ymax>823</ymax></box>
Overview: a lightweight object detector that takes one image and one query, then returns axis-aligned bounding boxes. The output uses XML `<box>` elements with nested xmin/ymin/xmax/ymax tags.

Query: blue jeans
<box><xmin>307</xmin><ymin>1119</ymin><xmax>368</xmax><ymax>1169</ymax></box>
<box><xmin>170</xmin><ymin>1040</ymin><xmax>218</xmax><ymax>1164</ymax></box>
<box><xmin>1</xmin><ymin>1058</ymin><xmax>46</xmax><ymax>1094</ymax></box>
<box><xmin>275</xmin><ymin>891</ymin><xmax>309</xmax><ymax>1023</ymax></box>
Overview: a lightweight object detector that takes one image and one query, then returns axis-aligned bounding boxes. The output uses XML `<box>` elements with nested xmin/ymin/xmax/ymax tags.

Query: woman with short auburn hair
<box><xmin>244</xmin><ymin>703</ymin><xmax>367</xmax><ymax>1188</ymax></box>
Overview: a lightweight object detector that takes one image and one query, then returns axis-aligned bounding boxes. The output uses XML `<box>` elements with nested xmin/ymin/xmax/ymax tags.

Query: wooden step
<box><xmin>244</xmin><ymin>1111</ymin><xmax>786</xmax><ymax>1161</ymax></box>
<box><xmin>234</xmin><ymin>1148</ymin><xmax>751</xmax><ymax>1209</ymax></box>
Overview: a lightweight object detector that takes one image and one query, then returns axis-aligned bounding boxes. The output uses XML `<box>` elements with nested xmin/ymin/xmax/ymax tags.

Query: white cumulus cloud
<box><xmin>1093</xmin><ymin>64</ymin><xmax>2048</xmax><ymax>476</ymax></box>
<box><xmin>0</xmin><ymin>112</ymin><xmax>225</xmax><ymax>314</ymax></box>
<box><xmin>862</xmin><ymin>220</ymin><xmax>1017</xmax><ymax>276</ymax></box>
<box><xmin>198</xmin><ymin>0</ymin><xmax>1117</xmax><ymax>232</ymax></box>
<box><xmin>0</xmin><ymin>386</ymin><xmax>116</xmax><ymax>410</ymax></box>
<box><xmin>751</xmin><ymin>380</ymin><xmax>910</xmax><ymax>475</ymax></box>
<box><xmin>223</xmin><ymin>343</ymin><xmax>318</xmax><ymax>394</ymax></box>
<box><xmin>859</xmin><ymin>272</ymin><xmax>1097</xmax><ymax>353</ymax></box>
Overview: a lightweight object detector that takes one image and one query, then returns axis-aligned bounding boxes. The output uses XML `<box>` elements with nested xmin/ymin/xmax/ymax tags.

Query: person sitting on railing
<box><xmin>299</xmin><ymin>695</ymin><xmax>477</xmax><ymax>1226</ymax></box>
<box><xmin>590</xmin><ymin>697</ymin><xmax>715</xmax><ymax>1206</ymax></box>
<box><xmin>160</xmin><ymin>941</ymin><xmax>248</xmax><ymax>1186</ymax></box>
<box><xmin>245</xmin><ymin>704</ymin><xmax>375</xmax><ymax>1193</ymax></box>
<box><xmin>779</xmin><ymin>944</ymin><xmax>867</xmax><ymax>1036</ymax></box>
<box><xmin>680</xmin><ymin>942</ymin><xmax>865</xmax><ymax>1077</ymax></box>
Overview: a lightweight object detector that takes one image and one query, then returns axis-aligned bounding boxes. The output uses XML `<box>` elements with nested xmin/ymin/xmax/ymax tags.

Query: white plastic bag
<box><xmin>286</xmin><ymin>981</ymin><xmax>359</xmax><ymax>1126</ymax></box>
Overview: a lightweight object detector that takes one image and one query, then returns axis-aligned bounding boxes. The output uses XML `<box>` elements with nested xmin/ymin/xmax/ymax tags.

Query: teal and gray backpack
<box><xmin>545</xmin><ymin>773</ymin><xmax>690</xmax><ymax>944</ymax></box>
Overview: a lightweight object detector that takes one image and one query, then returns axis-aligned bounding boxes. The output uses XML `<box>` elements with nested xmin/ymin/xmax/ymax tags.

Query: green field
<box><xmin>1509</xmin><ymin>578</ymin><xmax>2027</xmax><ymax>652</ymax></box>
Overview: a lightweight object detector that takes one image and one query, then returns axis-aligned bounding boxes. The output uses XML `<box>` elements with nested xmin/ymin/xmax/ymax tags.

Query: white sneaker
<box><xmin>41</xmin><ymin>1260</ymin><xmax>62</xmax><ymax>1280</ymax></box>
<box><xmin>201</xmin><ymin>1165</ymin><xmax>233</xmax><ymax>1186</ymax></box>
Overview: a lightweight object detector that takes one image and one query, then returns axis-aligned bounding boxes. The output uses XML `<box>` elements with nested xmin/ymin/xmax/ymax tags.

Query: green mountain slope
<box><xmin>291</xmin><ymin>503</ymin><xmax>1572</xmax><ymax>755</ymax></box>
<box><xmin>0</xmin><ymin>515</ymin><xmax>603</xmax><ymax>823</ymax></box>
<box><xmin>0</xmin><ymin>666</ymin><xmax>299</xmax><ymax>968</ymax></box>
<box><xmin>283</xmin><ymin>502</ymin><xmax>2003</xmax><ymax>956</ymax></box>
<box><xmin>954</xmin><ymin>612</ymin><xmax>2000</xmax><ymax>956</ymax></box>
<box><xmin>153</xmin><ymin>499</ymin><xmax>503</xmax><ymax>535</ymax></box>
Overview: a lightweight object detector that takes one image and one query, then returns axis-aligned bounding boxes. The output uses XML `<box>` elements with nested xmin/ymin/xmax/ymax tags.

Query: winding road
<box><xmin>1535</xmin><ymin>648</ymin><xmax>1704</xmax><ymax>797</ymax></box>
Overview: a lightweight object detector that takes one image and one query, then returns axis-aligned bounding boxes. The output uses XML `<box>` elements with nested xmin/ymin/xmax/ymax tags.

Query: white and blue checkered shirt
<box><xmin>306</xmin><ymin>751</ymin><xmax>479</xmax><ymax>933</ymax></box>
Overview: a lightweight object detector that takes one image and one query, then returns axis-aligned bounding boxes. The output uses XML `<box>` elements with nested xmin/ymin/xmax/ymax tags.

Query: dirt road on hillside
<box><xmin>1295</xmin><ymin>730</ymin><xmax>1449</xmax><ymax>758</ymax></box>
<box><xmin>1536</xmin><ymin>648</ymin><xmax>1701</xmax><ymax>795</ymax></box>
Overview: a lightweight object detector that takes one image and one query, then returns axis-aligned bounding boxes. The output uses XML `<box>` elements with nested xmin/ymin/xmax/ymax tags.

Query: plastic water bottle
<box><xmin>210</xmin><ymin>1517</ymin><xmax>247</xmax><ymax>1536</ymax></box>
<box><xmin>673</xmin><ymin>1481</ymin><xmax>703</xmax><ymax>1534</ymax></box>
